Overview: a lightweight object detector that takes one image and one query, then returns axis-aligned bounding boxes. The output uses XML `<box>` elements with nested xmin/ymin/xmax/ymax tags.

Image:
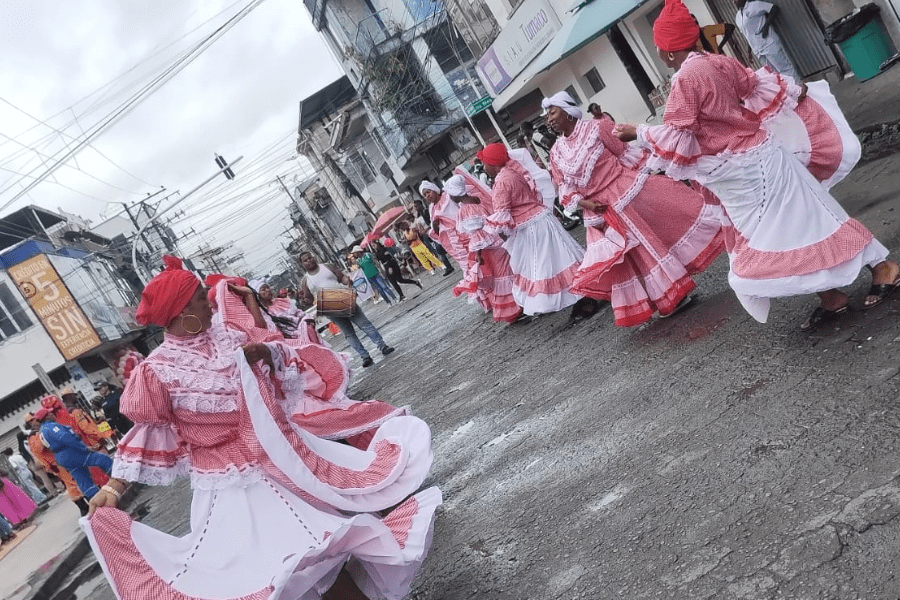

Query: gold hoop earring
<box><xmin>180</xmin><ymin>314</ymin><xmax>203</xmax><ymax>335</ymax></box>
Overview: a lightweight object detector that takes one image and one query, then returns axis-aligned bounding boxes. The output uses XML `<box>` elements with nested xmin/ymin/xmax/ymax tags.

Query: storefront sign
<box><xmin>476</xmin><ymin>0</ymin><xmax>561</xmax><ymax>95</ymax></box>
<box><xmin>8</xmin><ymin>254</ymin><xmax>101</xmax><ymax>360</ymax></box>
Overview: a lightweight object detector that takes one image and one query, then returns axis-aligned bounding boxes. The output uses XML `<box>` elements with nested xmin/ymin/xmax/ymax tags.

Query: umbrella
<box><xmin>371</xmin><ymin>206</ymin><xmax>408</xmax><ymax>237</ymax></box>
<box><xmin>361</xmin><ymin>231</ymin><xmax>378</xmax><ymax>247</ymax></box>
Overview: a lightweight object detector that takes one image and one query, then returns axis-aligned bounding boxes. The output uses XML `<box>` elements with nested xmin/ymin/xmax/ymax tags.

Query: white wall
<box><xmin>531</xmin><ymin>34</ymin><xmax>656</xmax><ymax>126</ymax></box>
<box><xmin>0</xmin><ymin>271</ymin><xmax>65</xmax><ymax>398</ymax></box>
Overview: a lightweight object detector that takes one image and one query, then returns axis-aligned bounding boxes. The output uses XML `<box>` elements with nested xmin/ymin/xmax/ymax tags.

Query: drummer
<box><xmin>297</xmin><ymin>251</ymin><xmax>396</xmax><ymax>368</ymax></box>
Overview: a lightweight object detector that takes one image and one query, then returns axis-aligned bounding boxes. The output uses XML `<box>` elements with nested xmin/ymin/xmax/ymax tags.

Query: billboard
<box><xmin>8</xmin><ymin>254</ymin><xmax>102</xmax><ymax>361</ymax></box>
<box><xmin>476</xmin><ymin>0</ymin><xmax>561</xmax><ymax>95</ymax></box>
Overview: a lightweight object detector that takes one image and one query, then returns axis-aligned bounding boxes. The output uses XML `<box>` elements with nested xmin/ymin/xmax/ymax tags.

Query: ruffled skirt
<box><xmin>83</xmin><ymin>481</ymin><xmax>441</xmax><ymax>600</ymax></box>
<box><xmin>570</xmin><ymin>173</ymin><xmax>725</xmax><ymax>326</ymax></box>
<box><xmin>453</xmin><ymin>247</ymin><xmax>521</xmax><ymax>322</ymax></box>
<box><xmin>503</xmin><ymin>210</ymin><xmax>584</xmax><ymax>315</ymax></box>
<box><xmin>696</xmin><ymin>139</ymin><xmax>887</xmax><ymax>322</ymax></box>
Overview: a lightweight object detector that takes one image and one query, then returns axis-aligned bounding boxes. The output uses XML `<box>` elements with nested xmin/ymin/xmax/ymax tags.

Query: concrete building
<box><xmin>464</xmin><ymin>0</ymin><xmax>900</xmax><ymax>133</ymax></box>
<box><xmin>300</xmin><ymin>0</ymin><xmax>490</xmax><ymax>197</ymax></box>
<box><xmin>0</xmin><ymin>206</ymin><xmax>150</xmax><ymax>447</ymax></box>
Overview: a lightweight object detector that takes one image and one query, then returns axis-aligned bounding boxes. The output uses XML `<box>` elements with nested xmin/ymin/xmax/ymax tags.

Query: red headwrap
<box><xmin>476</xmin><ymin>143</ymin><xmax>509</xmax><ymax>167</ymax></box>
<box><xmin>135</xmin><ymin>255</ymin><xmax>200</xmax><ymax>327</ymax></box>
<box><xmin>653</xmin><ymin>0</ymin><xmax>700</xmax><ymax>52</ymax></box>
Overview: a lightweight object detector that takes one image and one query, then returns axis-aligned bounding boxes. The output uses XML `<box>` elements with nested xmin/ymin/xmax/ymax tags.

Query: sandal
<box><xmin>799</xmin><ymin>304</ymin><xmax>849</xmax><ymax>332</ymax></box>
<box><xmin>660</xmin><ymin>294</ymin><xmax>695</xmax><ymax>318</ymax></box>
<box><xmin>862</xmin><ymin>274</ymin><xmax>900</xmax><ymax>310</ymax></box>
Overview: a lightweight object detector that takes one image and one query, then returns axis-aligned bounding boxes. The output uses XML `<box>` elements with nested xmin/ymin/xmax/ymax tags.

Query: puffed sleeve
<box><xmin>740</xmin><ymin>66</ymin><xmax>801</xmax><ymax>122</ymax></box>
<box><xmin>636</xmin><ymin>71</ymin><xmax>705</xmax><ymax>180</ymax></box>
<box><xmin>483</xmin><ymin>174</ymin><xmax>515</xmax><ymax>237</ymax></box>
<box><xmin>112</xmin><ymin>362</ymin><xmax>190</xmax><ymax>485</ymax></box>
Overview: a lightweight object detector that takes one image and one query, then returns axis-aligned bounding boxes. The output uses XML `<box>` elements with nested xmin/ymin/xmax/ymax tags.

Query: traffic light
<box><xmin>214</xmin><ymin>154</ymin><xmax>236</xmax><ymax>180</ymax></box>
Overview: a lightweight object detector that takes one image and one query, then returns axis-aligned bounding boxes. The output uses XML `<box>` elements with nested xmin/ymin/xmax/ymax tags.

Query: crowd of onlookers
<box><xmin>0</xmin><ymin>381</ymin><xmax>132</xmax><ymax>546</ymax></box>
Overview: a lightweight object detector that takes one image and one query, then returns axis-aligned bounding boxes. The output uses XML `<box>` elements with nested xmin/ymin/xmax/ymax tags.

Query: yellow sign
<box><xmin>8</xmin><ymin>254</ymin><xmax>102</xmax><ymax>360</ymax></box>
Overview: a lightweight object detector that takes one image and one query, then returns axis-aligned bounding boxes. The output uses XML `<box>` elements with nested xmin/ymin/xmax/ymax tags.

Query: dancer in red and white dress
<box><xmin>85</xmin><ymin>256</ymin><xmax>440</xmax><ymax>600</ymax></box>
<box><xmin>616</xmin><ymin>0</ymin><xmax>899</xmax><ymax>330</ymax></box>
<box><xmin>479</xmin><ymin>143</ymin><xmax>585</xmax><ymax>315</ymax></box>
<box><xmin>445</xmin><ymin>173</ymin><xmax>521</xmax><ymax>323</ymax></box>
<box><xmin>422</xmin><ymin>180</ymin><xmax>468</xmax><ymax>271</ymax></box>
<box><xmin>544</xmin><ymin>91</ymin><xmax>725</xmax><ymax>327</ymax></box>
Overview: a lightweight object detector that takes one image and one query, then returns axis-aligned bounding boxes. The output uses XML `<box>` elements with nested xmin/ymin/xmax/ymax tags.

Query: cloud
<box><xmin>0</xmin><ymin>0</ymin><xmax>343</xmax><ymax>274</ymax></box>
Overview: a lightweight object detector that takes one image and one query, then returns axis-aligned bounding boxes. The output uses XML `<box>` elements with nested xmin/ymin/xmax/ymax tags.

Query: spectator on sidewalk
<box><xmin>32</xmin><ymin>408</ymin><xmax>112</xmax><ymax>501</ymax></box>
<box><xmin>371</xmin><ymin>239</ymin><xmax>422</xmax><ymax>302</ymax></box>
<box><xmin>352</xmin><ymin>245</ymin><xmax>397</xmax><ymax>305</ymax></box>
<box><xmin>298</xmin><ymin>251</ymin><xmax>395</xmax><ymax>367</ymax></box>
<box><xmin>95</xmin><ymin>381</ymin><xmax>133</xmax><ymax>435</ymax></box>
<box><xmin>0</xmin><ymin>512</ymin><xmax>15</xmax><ymax>544</ymax></box>
<box><xmin>0</xmin><ymin>470</ymin><xmax>37</xmax><ymax>526</ymax></box>
<box><xmin>735</xmin><ymin>0</ymin><xmax>800</xmax><ymax>81</ymax></box>
<box><xmin>60</xmin><ymin>388</ymin><xmax>115</xmax><ymax>451</ymax></box>
<box><xmin>2</xmin><ymin>448</ymin><xmax>47</xmax><ymax>504</ymax></box>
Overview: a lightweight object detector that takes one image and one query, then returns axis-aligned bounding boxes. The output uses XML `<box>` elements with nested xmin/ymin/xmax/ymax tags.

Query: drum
<box><xmin>316</xmin><ymin>288</ymin><xmax>357</xmax><ymax>317</ymax></box>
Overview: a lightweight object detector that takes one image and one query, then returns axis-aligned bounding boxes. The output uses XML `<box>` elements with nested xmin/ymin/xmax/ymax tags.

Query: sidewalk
<box><xmin>829</xmin><ymin>60</ymin><xmax>900</xmax><ymax>132</ymax></box>
<box><xmin>0</xmin><ymin>496</ymin><xmax>84</xmax><ymax>600</ymax></box>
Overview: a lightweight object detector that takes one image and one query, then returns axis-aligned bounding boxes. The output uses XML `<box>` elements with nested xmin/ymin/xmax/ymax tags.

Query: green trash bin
<box><xmin>825</xmin><ymin>3</ymin><xmax>896</xmax><ymax>81</ymax></box>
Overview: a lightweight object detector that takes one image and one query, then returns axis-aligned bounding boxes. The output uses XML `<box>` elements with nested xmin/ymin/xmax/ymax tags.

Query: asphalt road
<box><xmin>78</xmin><ymin>150</ymin><xmax>900</xmax><ymax>600</ymax></box>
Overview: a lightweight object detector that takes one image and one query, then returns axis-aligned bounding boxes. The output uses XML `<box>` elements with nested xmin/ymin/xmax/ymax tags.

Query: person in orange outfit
<box><xmin>60</xmin><ymin>388</ymin><xmax>115</xmax><ymax>451</ymax></box>
<box><xmin>25</xmin><ymin>413</ymin><xmax>109</xmax><ymax>516</ymax></box>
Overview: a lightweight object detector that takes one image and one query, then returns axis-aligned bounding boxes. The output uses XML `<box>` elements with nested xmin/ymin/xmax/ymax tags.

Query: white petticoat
<box><xmin>502</xmin><ymin>209</ymin><xmax>584</xmax><ymax>315</ymax></box>
<box><xmin>83</xmin><ymin>481</ymin><xmax>441</xmax><ymax>600</ymax></box>
<box><xmin>695</xmin><ymin>139</ymin><xmax>887</xmax><ymax>322</ymax></box>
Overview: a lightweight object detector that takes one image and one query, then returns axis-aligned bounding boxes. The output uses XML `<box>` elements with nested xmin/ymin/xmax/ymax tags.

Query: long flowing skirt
<box><xmin>696</xmin><ymin>138</ymin><xmax>887</xmax><ymax>322</ymax></box>
<box><xmin>453</xmin><ymin>247</ymin><xmax>521</xmax><ymax>322</ymax></box>
<box><xmin>0</xmin><ymin>478</ymin><xmax>37</xmax><ymax>524</ymax></box>
<box><xmin>84</xmin><ymin>482</ymin><xmax>441</xmax><ymax>600</ymax></box>
<box><xmin>570</xmin><ymin>172</ymin><xmax>725</xmax><ymax>326</ymax></box>
<box><xmin>503</xmin><ymin>210</ymin><xmax>584</xmax><ymax>315</ymax></box>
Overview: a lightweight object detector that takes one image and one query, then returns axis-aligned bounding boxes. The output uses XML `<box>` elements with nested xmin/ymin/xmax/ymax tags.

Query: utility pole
<box><xmin>131</xmin><ymin>156</ymin><xmax>243</xmax><ymax>284</ymax></box>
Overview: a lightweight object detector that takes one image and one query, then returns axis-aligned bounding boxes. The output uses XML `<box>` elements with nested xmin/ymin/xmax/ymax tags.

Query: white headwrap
<box><xmin>419</xmin><ymin>181</ymin><xmax>441</xmax><ymax>195</ymax></box>
<box><xmin>248</xmin><ymin>279</ymin><xmax>266</xmax><ymax>292</ymax></box>
<box><xmin>541</xmin><ymin>91</ymin><xmax>583</xmax><ymax>120</ymax></box>
<box><xmin>444</xmin><ymin>174</ymin><xmax>467</xmax><ymax>197</ymax></box>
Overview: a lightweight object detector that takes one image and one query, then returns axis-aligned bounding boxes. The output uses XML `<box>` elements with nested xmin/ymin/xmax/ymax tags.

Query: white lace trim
<box><xmin>583</xmin><ymin>214</ymin><xmax>606</xmax><ymax>227</ymax></box>
<box><xmin>457</xmin><ymin>215</ymin><xmax>485</xmax><ymax>233</ymax></box>
<box><xmin>190</xmin><ymin>464</ymin><xmax>266</xmax><ymax>491</ymax></box>
<box><xmin>147</xmin><ymin>323</ymin><xmax>246</xmax><ymax>413</ymax></box>
<box><xmin>613</xmin><ymin>170</ymin><xmax>649</xmax><ymax>213</ymax></box>
<box><xmin>112</xmin><ymin>454</ymin><xmax>191</xmax><ymax>486</ymax></box>
<box><xmin>549</xmin><ymin>120</ymin><xmax>606</xmax><ymax>187</ymax></box>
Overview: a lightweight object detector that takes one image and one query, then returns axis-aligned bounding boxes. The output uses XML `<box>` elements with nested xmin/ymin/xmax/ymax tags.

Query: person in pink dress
<box><xmin>543</xmin><ymin>90</ymin><xmax>725</xmax><ymax>327</ymax></box>
<box><xmin>0</xmin><ymin>474</ymin><xmax>37</xmax><ymax>526</ymax></box>
<box><xmin>615</xmin><ymin>0</ymin><xmax>899</xmax><ymax>331</ymax></box>
<box><xmin>85</xmin><ymin>255</ymin><xmax>440</xmax><ymax>600</ymax></box>
<box><xmin>479</xmin><ymin>143</ymin><xmax>585</xmax><ymax>315</ymax></box>
<box><xmin>445</xmin><ymin>173</ymin><xmax>522</xmax><ymax>323</ymax></box>
<box><xmin>421</xmin><ymin>180</ymin><xmax>469</xmax><ymax>271</ymax></box>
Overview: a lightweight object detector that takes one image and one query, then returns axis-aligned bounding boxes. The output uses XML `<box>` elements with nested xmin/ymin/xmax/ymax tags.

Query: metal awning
<box><xmin>493</xmin><ymin>0</ymin><xmax>648</xmax><ymax>110</ymax></box>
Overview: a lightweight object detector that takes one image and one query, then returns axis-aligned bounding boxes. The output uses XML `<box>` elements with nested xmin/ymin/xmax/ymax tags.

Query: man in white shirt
<box><xmin>735</xmin><ymin>0</ymin><xmax>800</xmax><ymax>81</ymax></box>
<box><xmin>298</xmin><ymin>251</ymin><xmax>395</xmax><ymax>367</ymax></box>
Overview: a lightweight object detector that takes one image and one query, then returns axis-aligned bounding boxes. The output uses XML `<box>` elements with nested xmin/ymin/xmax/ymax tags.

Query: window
<box><xmin>564</xmin><ymin>85</ymin><xmax>581</xmax><ymax>105</ymax></box>
<box><xmin>584</xmin><ymin>67</ymin><xmax>606</xmax><ymax>94</ymax></box>
<box><xmin>0</xmin><ymin>281</ymin><xmax>33</xmax><ymax>340</ymax></box>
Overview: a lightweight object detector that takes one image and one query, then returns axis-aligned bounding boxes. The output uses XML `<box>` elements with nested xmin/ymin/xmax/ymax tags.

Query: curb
<box><xmin>29</xmin><ymin>483</ymin><xmax>143</xmax><ymax>600</ymax></box>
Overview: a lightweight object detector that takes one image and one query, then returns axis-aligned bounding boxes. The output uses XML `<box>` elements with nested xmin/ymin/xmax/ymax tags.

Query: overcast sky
<box><xmin>0</xmin><ymin>0</ymin><xmax>343</xmax><ymax>275</ymax></box>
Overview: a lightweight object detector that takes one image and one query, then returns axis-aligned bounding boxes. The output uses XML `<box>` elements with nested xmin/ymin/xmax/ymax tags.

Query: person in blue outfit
<box><xmin>33</xmin><ymin>408</ymin><xmax>112</xmax><ymax>499</ymax></box>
